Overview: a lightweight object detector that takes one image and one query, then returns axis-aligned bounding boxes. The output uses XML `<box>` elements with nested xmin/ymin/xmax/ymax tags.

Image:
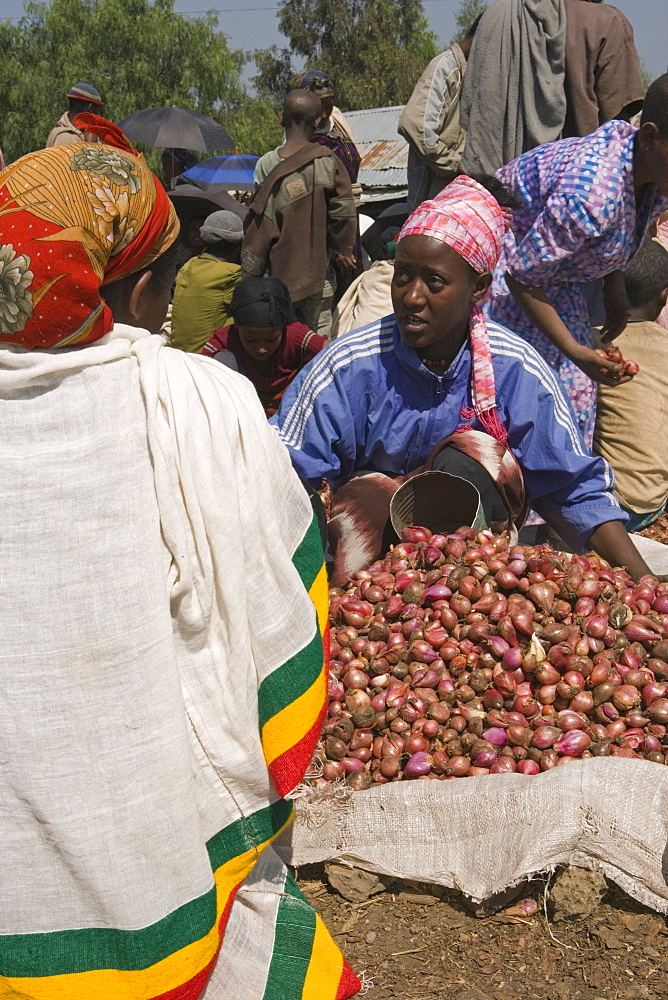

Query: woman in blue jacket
<box><xmin>272</xmin><ymin>175</ymin><xmax>649</xmax><ymax>584</ymax></box>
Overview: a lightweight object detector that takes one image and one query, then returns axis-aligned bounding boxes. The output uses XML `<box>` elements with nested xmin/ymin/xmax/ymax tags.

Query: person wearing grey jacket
<box><xmin>399</xmin><ymin>19</ymin><xmax>480</xmax><ymax>212</ymax></box>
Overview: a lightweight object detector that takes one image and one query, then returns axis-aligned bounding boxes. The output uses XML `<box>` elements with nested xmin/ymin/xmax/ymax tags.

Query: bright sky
<box><xmin>3</xmin><ymin>0</ymin><xmax>666</xmax><ymax>85</ymax></box>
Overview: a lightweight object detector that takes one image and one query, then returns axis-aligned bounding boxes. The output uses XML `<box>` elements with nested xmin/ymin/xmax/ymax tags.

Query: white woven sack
<box><xmin>275</xmin><ymin>539</ymin><xmax>668</xmax><ymax>910</ymax></box>
<box><xmin>632</xmin><ymin>534</ymin><xmax>668</xmax><ymax>575</ymax></box>
<box><xmin>275</xmin><ymin>758</ymin><xmax>668</xmax><ymax>912</ymax></box>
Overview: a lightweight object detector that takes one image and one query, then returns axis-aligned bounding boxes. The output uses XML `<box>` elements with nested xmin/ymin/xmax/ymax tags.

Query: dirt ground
<box><xmin>297</xmin><ymin>865</ymin><xmax>668</xmax><ymax>1000</ymax></box>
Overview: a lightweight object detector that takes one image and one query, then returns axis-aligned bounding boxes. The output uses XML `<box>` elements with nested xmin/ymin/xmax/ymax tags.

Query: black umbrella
<box><xmin>119</xmin><ymin>107</ymin><xmax>234</xmax><ymax>153</ymax></box>
<box><xmin>168</xmin><ymin>183</ymin><xmax>248</xmax><ymax>223</ymax></box>
<box><xmin>168</xmin><ymin>183</ymin><xmax>248</xmax><ymax>250</ymax></box>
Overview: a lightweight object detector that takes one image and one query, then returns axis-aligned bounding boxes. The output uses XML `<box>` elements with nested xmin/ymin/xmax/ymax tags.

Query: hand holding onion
<box><xmin>594</xmin><ymin>346</ymin><xmax>639</xmax><ymax>380</ymax></box>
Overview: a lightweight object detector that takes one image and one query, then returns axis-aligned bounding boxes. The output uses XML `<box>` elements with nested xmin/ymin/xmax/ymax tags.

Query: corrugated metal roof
<box><xmin>344</xmin><ymin>106</ymin><xmax>408</xmax><ymax>193</ymax></box>
<box><xmin>344</xmin><ymin>105</ymin><xmax>405</xmax><ymax>143</ymax></box>
<box><xmin>361</xmin><ymin>187</ymin><xmax>408</xmax><ymax>203</ymax></box>
<box><xmin>358</xmin><ymin>164</ymin><xmax>407</xmax><ymax>189</ymax></box>
<box><xmin>357</xmin><ymin>138</ymin><xmax>409</xmax><ymax>171</ymax></box>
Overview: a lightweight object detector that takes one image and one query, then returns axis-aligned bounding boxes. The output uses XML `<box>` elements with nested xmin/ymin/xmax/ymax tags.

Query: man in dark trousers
<box><xmin>241</xmin><ymin>89</ymin><xmax>357</xmax><ymax>336</ymax></box>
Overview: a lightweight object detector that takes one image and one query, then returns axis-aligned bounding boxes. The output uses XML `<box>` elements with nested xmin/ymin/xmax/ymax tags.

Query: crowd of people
<box><xmin>1</xmin><ymin>1</ymin><xmax>668</xmax><ymax>996</ymax></box>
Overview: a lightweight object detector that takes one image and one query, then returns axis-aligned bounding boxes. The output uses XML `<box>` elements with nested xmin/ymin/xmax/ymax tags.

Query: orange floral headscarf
<box><xmin>0</xmin><ymin>115</ymin><xmax>179</xmax><ymax>349</ymax></box>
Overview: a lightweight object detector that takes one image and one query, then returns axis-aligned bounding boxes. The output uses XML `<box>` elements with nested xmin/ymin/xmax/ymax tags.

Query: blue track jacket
<box><xmin>271</xmin><ymin>316</ymin><xmax>626</xmax><ymax>552</ymax></box>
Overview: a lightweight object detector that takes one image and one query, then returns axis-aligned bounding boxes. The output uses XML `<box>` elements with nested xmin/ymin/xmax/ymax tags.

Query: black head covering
<box><xmin>380</xmin><ymin>225</ymin><xmax>401</xmax><ymax>259</ymax></box>
<box><xmin>231</xmin><ymin>277</ymin><xmax>296</xmax><ymax>328</ymax></box>
<box><xmin>298</xmin><ymin>70</ymin><xmax>335</xmax><ymax>98</ymax></box>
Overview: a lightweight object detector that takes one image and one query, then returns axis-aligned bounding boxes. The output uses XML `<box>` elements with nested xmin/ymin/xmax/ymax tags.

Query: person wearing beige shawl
<box><xmin>331</xmin><ymin>225</ymin><xmax>399</xmax><ymax>338</ymax></box>
<box><xmin>0</xmin><ymin>125</ymin><xmax>359</xmax><ymax>1000</ymax></box>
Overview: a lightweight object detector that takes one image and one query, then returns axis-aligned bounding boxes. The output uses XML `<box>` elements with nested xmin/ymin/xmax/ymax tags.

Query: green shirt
<box><xmin>253</xmin><ymin>148</ymin><xmax>282</xmax><ymax>188</ymax></box>
<box><xmin>170</xmin><ymin>254</ymin><xmax>241</xmax><ymax>353</ymax></box>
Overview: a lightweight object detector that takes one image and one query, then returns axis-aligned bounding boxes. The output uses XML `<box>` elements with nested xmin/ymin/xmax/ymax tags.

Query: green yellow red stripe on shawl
<box><xmin>258</xmin><ymin>509</ymin><xmax>329</xmax><ymax>797</ymax></box>
<box><xmin>0</xmin><ymin>799</ymin><xmax>292</xmax><ymax>999</ymax></box>
<box><xmin>0</xmin><ymin>801</ymin><xmax>360</xmax><ymax>1000</ymax></box>
<box><xmin>0</xmin><ymin>510</ymin><xmax>352</xmax><ymax>1000</ymax></box>
<box><xmin>263</xmin><ymin>871</ymin><xmax>360</xmax><ymax>1000</ymax></box>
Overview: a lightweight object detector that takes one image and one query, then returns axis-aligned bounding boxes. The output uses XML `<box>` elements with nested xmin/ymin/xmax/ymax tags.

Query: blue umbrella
<box><xmin>182</xmin><ymin>154</ymin><xmax>260</xmax><ymax>191</ymax></box>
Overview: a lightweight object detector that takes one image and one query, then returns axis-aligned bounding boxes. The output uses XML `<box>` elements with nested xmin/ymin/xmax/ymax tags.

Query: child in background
<box><xmin>242</xmin><ymin>89</ymin><xmax>356</xmax><ymax>337</ymax></box>
<box><xmin>170</xmin><ymin>210</ymin><xmax>243</xmax><ymax>353</ymax></box>
<box><xmin>202</xmin><ymin>276</ymin><xmax>328</xmax><ymax>417</ymax></box>
<box><xmin>594</xmin><ymin>239</ymin><xmax>668</xmax><ymax>530</ymax></box>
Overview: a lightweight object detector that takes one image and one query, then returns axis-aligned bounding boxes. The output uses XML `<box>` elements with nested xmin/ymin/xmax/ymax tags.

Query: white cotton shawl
<box><xmin>331</xmin><ymin>260</ymin><xmax>395</xmax><ymax>338</ymax></box>
<box><xmin>0</xmin><ymin>324</ymin><xmax>316</xmax><ymax>939</ymax></box>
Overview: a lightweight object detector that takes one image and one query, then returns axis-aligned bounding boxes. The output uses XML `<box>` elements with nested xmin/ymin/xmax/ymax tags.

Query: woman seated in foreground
<box><xmin>271</xmin><ymin>176</ymin><xmax>651</xmax><ymax>584</ymax></box>
<box><xmin>202</xmin><ymin>275</ymin><xmax>328</xmax><ymax>417</ymax></box>
<box><xmin>0</xmin><ymin>118</ymin><xmax>358</xmax><ymax>1000</ymax></box>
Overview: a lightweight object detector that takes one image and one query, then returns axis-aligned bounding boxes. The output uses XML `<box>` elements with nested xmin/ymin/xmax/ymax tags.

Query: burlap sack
<box><xmin>275</xmin><ymin>758</ymin><xmax>668</xmax><ymax>912</ymax></box>
<box><xmin>632</xmin><ymin>534</ymin><xmax>668</xmax><ymax>575</ymax></box>
<box><xmin>276</xmin><ymin>538</ymin><xmax>668</xmax><ymax>912</ymax></box>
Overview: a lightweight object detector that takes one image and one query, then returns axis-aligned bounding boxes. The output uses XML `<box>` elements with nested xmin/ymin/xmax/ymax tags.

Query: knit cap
<box><xmin>200</xmin><ymin>210</ymin><xmax>244</xmax><ymax>244</ymax></box>
<box><xmin>67</xmin><ymin>82</ymin><xmax>104</xmax><ymax>105</ymax></box>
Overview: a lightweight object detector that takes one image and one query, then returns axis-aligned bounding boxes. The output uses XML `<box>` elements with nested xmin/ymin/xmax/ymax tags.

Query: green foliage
<box><xmin>0</xmin><ymin>0</ymin><xmax>246</xmax><ymax>163</ymax></box>
<box><xmin>640</xmin><ymin>59</ymin><xmax>655</xmax><ymax>92</ymax></box>
<box><xmin>450</xmin><ymin>0</ymin><xmax>488</xmax><ymax>45</ymax></box>
<box><xmin>219</xmin><ymin>96</ymin><xmax>284</xmax><ymax>157</ymax></box>
<box><xmin>253</xmin><ymin>45</ymin><xmax>297</xmax><ymax>107</ymax></box>
<box><xmin>253</xmin><ymin>0</ymin><xmax>439</xmax><ymax>111</ymax></box>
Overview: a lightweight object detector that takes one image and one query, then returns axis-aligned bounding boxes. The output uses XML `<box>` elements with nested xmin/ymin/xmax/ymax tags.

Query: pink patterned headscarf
<box><xmin>399</xmin><ymin>174</ymin><xmax>512</xmax><ymax>273</ymax></box>
<box><xmin>397</xmin><ymin>175</ymin><xmax>513</xmax><ymax>445</ymax></box>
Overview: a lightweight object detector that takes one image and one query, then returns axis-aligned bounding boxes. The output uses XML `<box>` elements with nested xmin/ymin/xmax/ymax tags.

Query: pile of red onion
<box><xmin>317</xmin><ymin>526</ymin><xmax>668</xmax><ymax>790</ymax></box>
